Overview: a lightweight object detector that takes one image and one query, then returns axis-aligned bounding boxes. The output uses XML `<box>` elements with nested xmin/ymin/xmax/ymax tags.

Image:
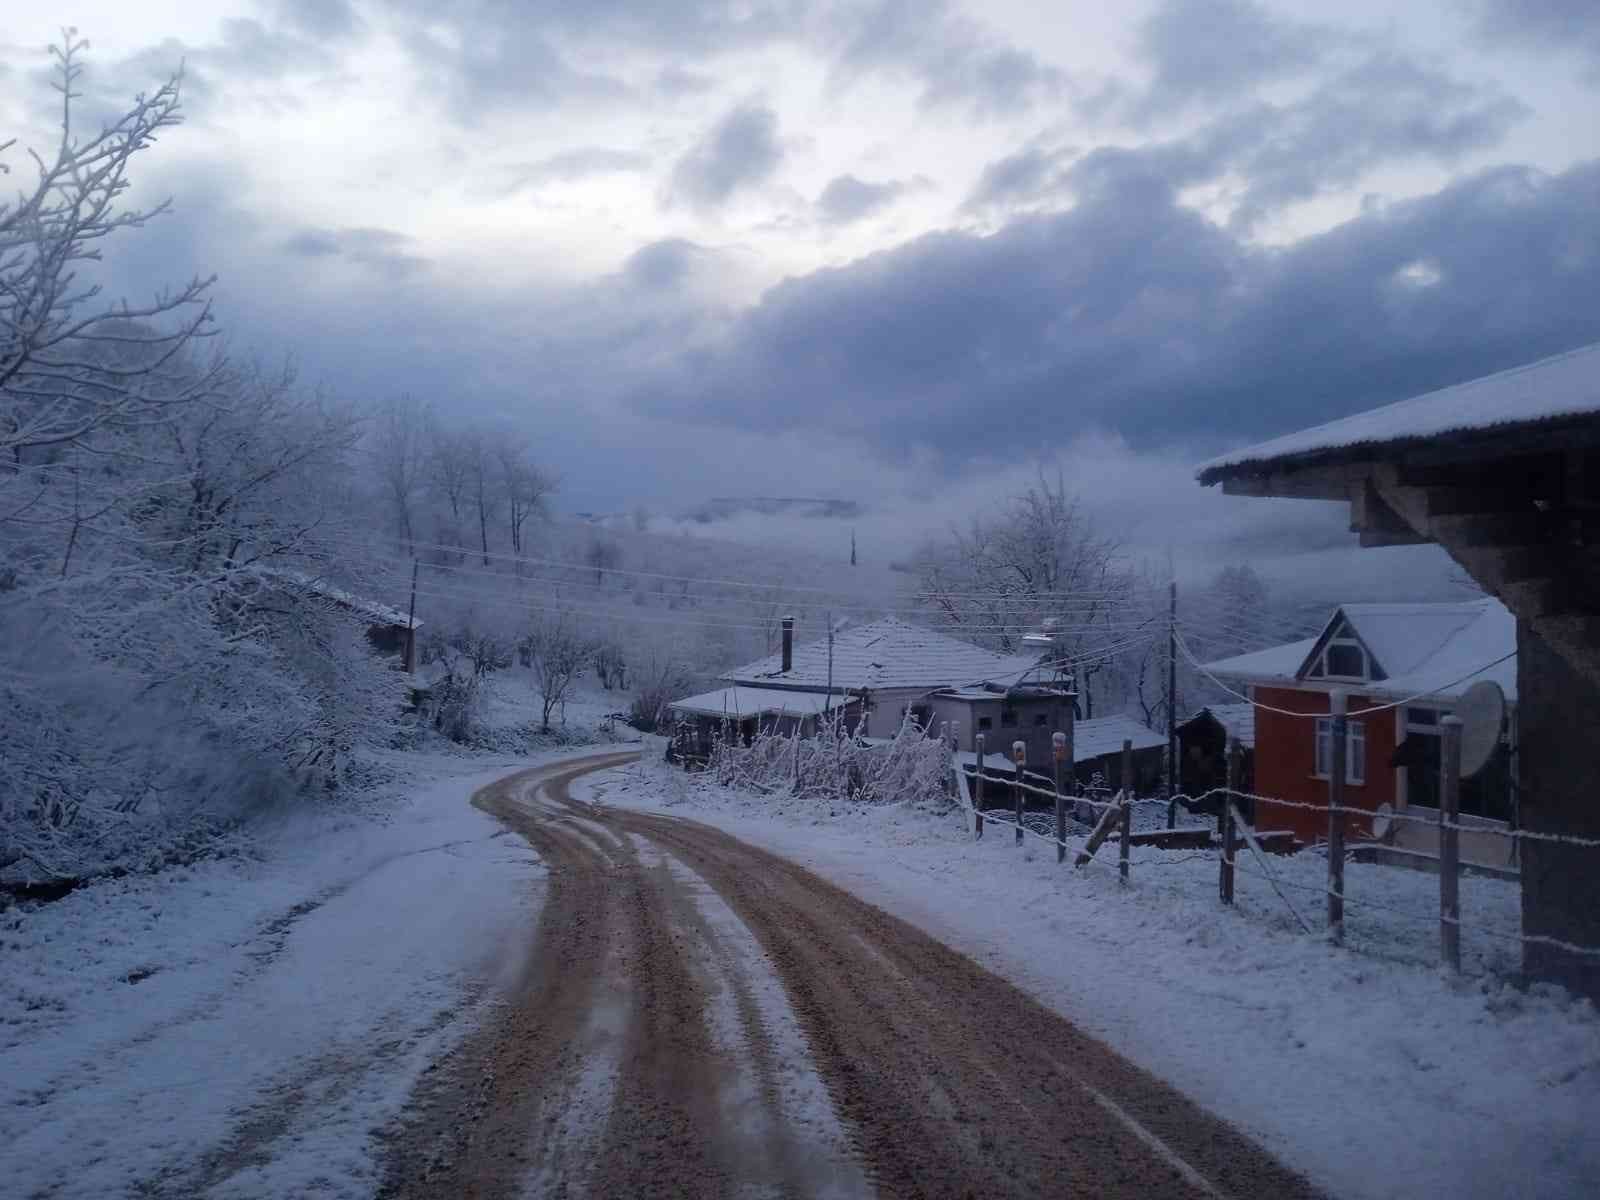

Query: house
<box><xmin>1175</xmin><ymin>704</ymin><xmax>1256</xmax><ymax>804</ymax></box>
<box><xmin>1196</xmin><ymin>339</ymin><xmax>1600</xmax><ymax>998</ymax></box>
<box><xmin>670</xmin><ymin>615</ymin><xmax>1055</xmax><ymax>763</ymax></box>
<box><xmin>1203</xmin><ymin>600</ymin><xmax>1516</xmax><ymax>865</ymax></box>
<box><xmin>254</xmin><ymin>566</ymin><xmax>421</xmax><ymax>672</ymax></box>
<box><xmin>1071</xmin><ymin>714</ymin><xmax>1167</xmax><ymax>794</ymax></box>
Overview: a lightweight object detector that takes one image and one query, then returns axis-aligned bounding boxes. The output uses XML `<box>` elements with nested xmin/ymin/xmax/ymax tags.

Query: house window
<box><xmin>978</xmin><ymin>716</ymin><xmax>993</xmax><ymax>731</ymax></box>
<box><xmin>1001</xmin><ymin>706</ymin><xmax>1018</xmax><ymax>728</ymax></box>
<box><xmin>1401</xmin><ymin>706</ymin><xmax>1513</xmax><ymax>822</ymax></box>
<box><xmin>1304</xmin><ymin>618</ymin><xmax>1386</xmax><ymax>683</ymax></box>
<box><xmin>1314</xmin><ymin>717</ymin><xmax>1366</xmax><ymax>785</ymax></box>
<box><xmin>1033</xmin><ymin>713</ymin><xmax>1049</xmax><ymax>727</ymax></box>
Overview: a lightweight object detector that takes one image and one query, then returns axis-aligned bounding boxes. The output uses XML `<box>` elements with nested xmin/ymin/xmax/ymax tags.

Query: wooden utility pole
<box><xmin>1440</xmin><ymin>715</ymin><xmax>1463</xmax><ymax>971</ymax></box>
<box><xmin>1053</xmin><ymin>731</ymin><xmax>1068</xmax><ymax>864</ymax></box>
<box><xmin>1013</xmin><ymin>740</ymin><xmax>1026</xmax><ymax>845</ymax></box>
<box><xmin>1119</xmin><ymin>738</ymin><xmax>1133</xmax><ymax>883</ymax></box>
<box><xmin>1220</xmin><ymin>737</ymin><xmax>1240</xmax><ymax>904</ymax></box>
<box><xmin>1166</xmin><ymin>578</ymin><xmax>1179</xmax><ymax>826</ymax></box>
<box><xmin>405</xmin><ymin>559</ymin><xmax>419</xmax><ymax>674</ymax></box>
<box><xmin>1328</xmin><ymin>690</ymin><xmax>1348</xmax><ymax>944</ymax></box>
<box><xmin>974</xmin><ymin>732</ymin><xmax>986</xmax><ymax>839</ymax></box>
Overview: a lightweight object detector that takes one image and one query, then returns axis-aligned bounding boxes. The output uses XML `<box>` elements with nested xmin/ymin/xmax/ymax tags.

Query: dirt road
<box><xmin>379</xmin><ymin>752</ymin><xmax>1324</xmax><ymax>1200</ymax></box>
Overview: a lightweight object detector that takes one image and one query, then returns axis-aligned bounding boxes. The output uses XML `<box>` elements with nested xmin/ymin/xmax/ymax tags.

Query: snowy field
<box><xmin>0</xmin><ymin>746</ymin><xmax>614</xmax><ymax>1200</ymax></box>
<box><xmin>587</xmin><ymin>754</ymin><xmax>1600</xmax><ymax>1200</ymax></box>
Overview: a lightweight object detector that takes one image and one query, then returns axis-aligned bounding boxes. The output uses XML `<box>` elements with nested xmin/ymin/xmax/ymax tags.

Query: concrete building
<box><xmin>1197</xmin><ymin>339</ymin><xmax>1600</xmax><ymax>998</ymax></box>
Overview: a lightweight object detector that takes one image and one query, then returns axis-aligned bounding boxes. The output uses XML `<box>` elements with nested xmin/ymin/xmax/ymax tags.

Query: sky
<box><xmin>3</xmin><ymin>0</ymin><xmax>1598</xmax><ymax>591</ymax></box>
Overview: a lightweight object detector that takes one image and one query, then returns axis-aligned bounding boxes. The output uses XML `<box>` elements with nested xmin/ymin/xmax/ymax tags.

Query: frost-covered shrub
<box><xmin>709</xmin><ymin>713</ymin><xmax>953</xmax><ymax>809</ymax></box>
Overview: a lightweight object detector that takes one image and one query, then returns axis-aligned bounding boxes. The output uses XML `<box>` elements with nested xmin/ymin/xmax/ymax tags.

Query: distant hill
<box><xmin>680</xmin><ymin>496</ymin><xmax>864</xmax><ymax>524</ymax></box>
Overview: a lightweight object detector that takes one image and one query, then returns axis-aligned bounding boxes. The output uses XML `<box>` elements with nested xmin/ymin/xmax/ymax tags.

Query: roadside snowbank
<box><xmin>0</xmin><ymin>748</ymin><xmax>604</xmax><ymax>1199</ymax></box>
<box><xmin>587</xmin><ymin>756</ymin><xmax>1600</xmax><ymax>1200</ymax></box>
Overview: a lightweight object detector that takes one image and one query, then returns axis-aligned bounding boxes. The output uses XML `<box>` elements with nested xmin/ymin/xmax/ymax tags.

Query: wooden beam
<box><xmin>1219</xmin><ymin>466</ymin><xmax>1358</xmax><ymax>501</ymax></box>
<box><xmin>1349</xmin><ymin>479</ymin><xmax>1428</xmax><ymax>545</ymax></box>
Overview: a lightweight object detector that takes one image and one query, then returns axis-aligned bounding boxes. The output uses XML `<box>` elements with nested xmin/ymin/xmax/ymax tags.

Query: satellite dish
<box><xmin>1372</xmin><ymin>803</ymin><xmax>1394</xmax><ymax>841</ymax></box>
<box><xmin>1456</xmin><ymin>680</ymin><xmax>1506</xmax><ymax>779</ymax></box>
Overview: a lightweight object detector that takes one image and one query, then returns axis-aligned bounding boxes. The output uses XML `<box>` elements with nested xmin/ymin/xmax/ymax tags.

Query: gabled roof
<box><xmin>1197</xmin><ymin>340</ymin><xmax>1600</xmax><ymax>483</ymax></box>
<box><xmin>1074</xmin><ymin>715</ymin><xmax>1166</xmax><ymax>761</ymax></box>
<box><xmin>669</xmin><ymin>686</ymin><xmax>853</xmax><ymax>720</ymax></box>
<box><xmin>1205</xmin><ymin>598</ymin><xmax>1516</xmax><ymax>704</ymax></box>
<box><xmin>253</xmin><ymin>566</ymin><xmax>421</xmax><ymax>629</ymax></box>
<box><xmin>723</xmin><ymin>616</ymin><xmax>1041</xmax><ymax>693</ymax></box>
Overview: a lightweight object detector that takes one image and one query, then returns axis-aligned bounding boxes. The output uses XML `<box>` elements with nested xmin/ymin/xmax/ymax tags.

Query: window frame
<box><xmin>1313</xmin><ymin>716</ymin><xmax>1366</xmax><ymax>785</ymax></box>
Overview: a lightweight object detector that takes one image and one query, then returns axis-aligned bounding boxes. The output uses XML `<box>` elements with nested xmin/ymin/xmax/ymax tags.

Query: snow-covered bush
<box><xmin>709</xmin><ymin>713</ymin><xmax>953</xmax><ymax>809</ymax></box>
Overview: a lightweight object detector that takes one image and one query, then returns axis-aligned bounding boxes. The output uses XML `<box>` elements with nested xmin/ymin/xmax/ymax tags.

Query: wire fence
<box><xmin>954</xmin><ymin>755</ymin><xmax>1600</xmax><ymax>976</ymax></box>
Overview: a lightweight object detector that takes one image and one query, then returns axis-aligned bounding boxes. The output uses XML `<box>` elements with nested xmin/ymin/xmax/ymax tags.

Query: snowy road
<box><xmin>378</xmin><ymin>753</ymin><xmax>1323</xmax><ymax>1199</ymax></box>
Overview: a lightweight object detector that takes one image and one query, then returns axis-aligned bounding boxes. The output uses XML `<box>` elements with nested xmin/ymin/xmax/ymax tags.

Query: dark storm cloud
<box><xmin>1134</xmin><ymin>0</ymin><xmax>1348</xmax><ymax>117</ymax></box>
<box><xmin>967</xmin><ymin>53</ymin><xmax>1524</xmax><ymax>228</ymax></box>
<box><xmin>667</xmin><ymin>103</ymin><xmax>783</xmax><ymax>211</ymax></box>
<box><xmin>816</xmin><ymin>174</ymin><xmax>916</xmax><ymax>224</ymax></box>
<box><xmin>502</xmin><ymin>146</ymin><xmax>650</xmax><ymax>192</ymax></box>
<box><xmin>634</xmin><ymin>156</ymin><xmax>1600</xmax><ymax>457</ymax></box>
<box><xmin>1467</xmin><ymin>0</ymin><xmax>1600</xmax><ymax>80</ymax></box>
<box><xmin>624</xmin><ymin>238</ymin><xmax>716</xmax><ymax>289</ymax></box>
<box><xmin>283</xmin><ymin>226</ymin><xmax>428</xmax><ymax>275</ymax></box>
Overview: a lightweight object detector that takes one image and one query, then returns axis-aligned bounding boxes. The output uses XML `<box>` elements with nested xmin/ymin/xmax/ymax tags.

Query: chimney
<box><xmin>781</xmin><ymin>616</ymin><xmax>794</xmax><ymax>673</ymax></box>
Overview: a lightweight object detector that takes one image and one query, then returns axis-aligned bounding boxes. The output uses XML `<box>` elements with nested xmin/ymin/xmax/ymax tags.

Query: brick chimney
<box><xmin>781</xmin><ymin>616</ymin><xmax>794</xmax><ymax>673</ymax></box>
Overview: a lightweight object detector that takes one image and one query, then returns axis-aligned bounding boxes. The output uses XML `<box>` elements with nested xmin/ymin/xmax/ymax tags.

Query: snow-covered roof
<box><xmin>723</xmin><ymin>617</ymin><xmax>1042</xmax><ymax>693</ymax></box>
<box><xmin>1074</xmin><ymin>715</ymin><xmax>1166</xmax><ymax>761</ymax></box>
<box><xmin>1205</xmin><ymin>599</ymin><xmax>1516</xmax><ymax>704</ymax></box>
<box><xmin>1197</xmin><ymin>340</ymin><xmax>1600</xmax><ymax>482</ymax></box>
<box><xmin>253</xmin><ymin>566</ymin><xmax>421</xmax><ymax>629</ymax></box>
<box><xmin>668</xmin><ymin>686</ymin><xmax>853</xmax><ymax>719</ymax></box>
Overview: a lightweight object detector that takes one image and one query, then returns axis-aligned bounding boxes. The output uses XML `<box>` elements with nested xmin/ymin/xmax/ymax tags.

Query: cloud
<box><xmin>816</xmin><ymin>174</ymin><xmax>917</xmax><ymax>224</ymax></box>
<box><xmin>624</xmin><ymin>238</ymin><xmax>716</xmax><ymax>290</ymax></box>
<box><xmin>1466</xmin><ymin>0</ymin><xmax>1600</xmax><ymax>81</ymax></box>
<box><xmin>1134</xmin><ymin>0</ymin><xmax>1350</xmax><ymax>118</ymax></box>
<box><xmin>962</xmin><ymin>144</ymin><xmax>1078</xmax><ymax>213</ymax></box>
<box><xmin>666</xmin><ymin>103</ymin><xmax>783</xmax><ymax>211</ymax></box>
<box><xmin>633</xmin><ymin>156</ymin><xmax>1600</xmax><ymax>460</ymax></box>
<box><xmin>824</xmin><ymin>0</ymin><xmax>1069</xmax><ymax>117</ymax></box>
<box><xmin>282</xmin><ymin>226</ymin><xmax>428</xmax><ymax>275</ymax></box>
<box><xmin>502</xmin><ymin>146</ymin><xmax>650</xmax><ymax>192</ymax></box>
<box><xmin>655</xmin><ymin>64</ymin><xmax>716</xmax><ymax>97</ymax></box>
<box><xmin>269</xmin><ymin>0</ymin><xmax>366</xmax><ymax>41</ymax></box>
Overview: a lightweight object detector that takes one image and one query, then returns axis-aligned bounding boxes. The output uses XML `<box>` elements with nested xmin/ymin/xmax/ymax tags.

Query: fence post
<box><xmin>1220</xmin><ymin>737</ymin><xmax>1239</xmax><ymax>905</ymax></box>
<box><xmin>974</xmin><ymin>732</ymin><xmax>985</xmax><ymax>839</ymax></box>
<box><xmin>1119</xmin><ymin>738</ymin><xmax>1133</xmax><ymax>883</ymax></box>
<box><xmin>1328</xmin><ymin>689</ymin><xmax>1348</xmax><ymax>945</ymax></box>
<box><xmin>1013</xmin><ymin>740</ymin><xmax>1027</xmax><ymax>845</ymax></box>
<box><xmin>1053</xmin><ymin>731</ymin><xmax>1067</xmax><ymax>864</ymax></box>
<box><xmin>1440</xmin><ymin>715</ymin><xmax>1463</xmax><ymax>972</ymax></box>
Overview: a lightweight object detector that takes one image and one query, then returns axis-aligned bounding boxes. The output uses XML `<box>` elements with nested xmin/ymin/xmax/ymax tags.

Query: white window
<box><xmin>1314</xmin><ymin>717</ymin><xmax>1366</xmax><ymax>785</ymax></box>
<box><xmin>1303</xmin><ymin>618</ymin><xmax>1386</xmax><ymax>683</ymax></box>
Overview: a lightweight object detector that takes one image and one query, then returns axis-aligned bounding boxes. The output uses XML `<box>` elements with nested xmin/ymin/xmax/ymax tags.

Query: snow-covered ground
<box><xmin>587</xmin><ymin>755</ymin><xmax>1600</xmax><ymax>1200</ymax></box>
<box><xmin>0</xmin><ymin>747</ymin><xmax>612</xmax><ymax>1200</ymax></box>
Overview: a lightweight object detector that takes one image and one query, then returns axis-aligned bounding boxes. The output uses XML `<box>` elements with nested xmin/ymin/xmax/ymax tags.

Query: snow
<box><xmin>725</xmin><ymin>615</ymin><xmax>1044</xmax><ymax>691</ymax></box>
<box><xmin>587</xmin><ymin>757</ymin><xmax>1600</xmax><ymax>1200</ymax></box>
<box><xmin>1072</xmin><ymin>713</ymin><xmax>1167</xmax><ymax>759</ymax></box>
<box><xmin>670</xmin><ymin>684</ymin><xmax>851</xmax><ymax>719</ymax></box>
<box><xmin>0</xmin><ymin>748</ymin><xmax>609</xmax><ymax>1200</ymax></box>
<box><xmin>1206</xmin><ymin>599</ymin><xmax>1517</xmax><ymax>704</ymax></box>
<box><xmin>1198</xmin><ymin>339</ymin><xmax>1600</xmax><ymax>479</ymax></box>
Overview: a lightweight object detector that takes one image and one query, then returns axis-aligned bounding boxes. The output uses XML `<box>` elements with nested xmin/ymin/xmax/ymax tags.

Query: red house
<box><xmin>1204</xmin><ymin>599</ymin><xmax>1517</xmax><ymax>869</ymax></box>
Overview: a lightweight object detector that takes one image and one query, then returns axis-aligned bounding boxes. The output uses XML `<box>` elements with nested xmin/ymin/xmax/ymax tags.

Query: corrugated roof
<box><xmin>1074</xmin><ymin>715</ymin><xmax>1166</xmax><ymax>761</ymax></box>
<box><xmin>669</xmin><ymin>686</ymin><xmax>852</xmax><ymax>719</ymax></box>
<box><xmin>1204</xmin><ymin>599</ymin><xmax>1516</xmax><ymax>704</ymax></box>
<box><xmin>724</xmin><ymin>617</ymin><xmax>1041</xmax><ymax>692</ymax></box>
<box><xmin>1197</xmin><ymin>340</ymin><xmax>1600</xmax><ymax>482</ymax></box>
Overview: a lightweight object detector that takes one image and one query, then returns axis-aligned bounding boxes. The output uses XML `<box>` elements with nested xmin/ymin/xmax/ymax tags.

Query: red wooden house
<box><xmin>1204</xmin><ymin>599</ymin><xmax>1516</xmax><ymax>869</ymax></box>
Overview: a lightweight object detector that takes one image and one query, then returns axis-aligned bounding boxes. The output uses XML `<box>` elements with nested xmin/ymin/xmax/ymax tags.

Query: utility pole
<box><xmin>1166</xmin><ymin>578</ymin><xmax>1179</xmax><ymax>825</ymax></box>
<box><xmin>850</xmin><ymin>528</ymin><xmax>857</xmax><ymax>567</ymax></box>
<box><xmin>826</xmin><ymin>610</ymin><xmax>834</xmax><ymax>710</ymax></box>
<box><xmin>405</xmin><ymin>559</ymin><xmax>420</xmax><ymax>674</ymax></box>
